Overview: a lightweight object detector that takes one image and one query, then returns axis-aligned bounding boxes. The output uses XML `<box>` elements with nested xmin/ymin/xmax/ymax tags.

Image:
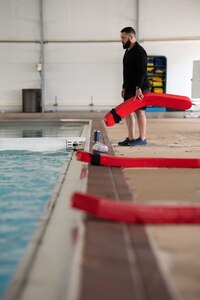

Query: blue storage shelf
<box><xmin>147</xmin><ymin>56</ymin><xmax>167</xmax><ymax>94</ymax></box>
<box><xmin>146</xmin><ymin>106</ymin><xmax>166</xmax><ymax>112</ymax></box>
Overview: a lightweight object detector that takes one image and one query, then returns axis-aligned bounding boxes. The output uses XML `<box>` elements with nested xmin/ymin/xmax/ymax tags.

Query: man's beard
<box><xmin>122</xmin><ymin>39</ymin><xmax>131</xmax><ymax>49</ymax></box>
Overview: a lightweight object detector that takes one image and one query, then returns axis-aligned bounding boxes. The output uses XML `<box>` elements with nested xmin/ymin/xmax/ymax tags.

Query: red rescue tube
<box><xmin>71</xmin><ymin>192</ymin><xmax>200</xmax><ymax>224</ymax></box>
<box><xmin>76</xmin><ymin>151</ymin><xmax>200</xmax><ymax>168</ymax></box>
<box><xmin>104</xmin><ymin>93</ymin><xmax>192</xmax><ymax>127</ymax></box>
<box><xmin>76</xmin><ymin>151</ymin><xmax>91</xmax><ymax>163</ymax></box>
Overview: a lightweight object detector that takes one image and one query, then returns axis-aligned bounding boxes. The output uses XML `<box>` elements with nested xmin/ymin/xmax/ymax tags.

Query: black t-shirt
<box><xmin>123</xmin><ymin>42</ymin><xmax>150</xmax><ymax>98</ymax></box>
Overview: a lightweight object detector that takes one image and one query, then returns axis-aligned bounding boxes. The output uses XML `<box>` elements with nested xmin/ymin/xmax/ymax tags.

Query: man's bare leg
<box><xmin>125</xmin><ymin>113</ymin><xmax>135</xmax><ymax>140</ymax></box>
<box><xmin>135</xmin><ymin>110</ymin><xmax>146</xmax><ymax>140</ymax></box>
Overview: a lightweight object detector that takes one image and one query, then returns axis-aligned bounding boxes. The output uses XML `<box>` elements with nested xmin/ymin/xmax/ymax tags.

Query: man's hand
<box><xmin>135</xmin><ymin>87</ymin><xmax>144</xmax><ymax>100</ymax></box>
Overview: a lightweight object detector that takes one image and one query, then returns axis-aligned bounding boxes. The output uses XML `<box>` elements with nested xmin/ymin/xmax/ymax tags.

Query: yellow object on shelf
<box><xmin>154</xmin><ymin>87</ymin><xmax>164</xmax><ymax>93</ymax></box>
<box><xmin>152</xmin><ymin>77</ymin><xmax>162</xmax><ymax>82</ymax></box>
<box><xmin>152</xmin><ymin>81</ymin><xmax>163</xmax><ymax>87</ymax></box>
<box><xmin>155</xmin><ymin>69</ymin><xmax>164</xmax><ymax>74</ymax></box>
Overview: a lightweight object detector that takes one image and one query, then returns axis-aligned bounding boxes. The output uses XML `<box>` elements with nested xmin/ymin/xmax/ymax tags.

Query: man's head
<box><xmin>120</xmin><ymin>27</ymin><xmax>136</xmax><ymax>49</ymax></box>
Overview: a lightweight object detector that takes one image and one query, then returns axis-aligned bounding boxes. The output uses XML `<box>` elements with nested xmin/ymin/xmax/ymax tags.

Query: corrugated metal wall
<box><xmin>0</xmin><ymin>0</ymin><xmax>199</xmax><ymax>111</ymax></box>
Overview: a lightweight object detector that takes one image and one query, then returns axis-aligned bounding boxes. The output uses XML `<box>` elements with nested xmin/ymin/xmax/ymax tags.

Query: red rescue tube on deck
<box><xmin>104</xmin><ymin>93</ymin><xmax>192</xmax><ymax>127</ymax></box>
<box><xmin>76</xmin><ymin>151</ymin><xmax>200</xmax><ymax>168</ymax></box>
<box><xmin>71</xmin><ymin>192</ymin><xmax>200</xmax><ymax>224</ymax></box>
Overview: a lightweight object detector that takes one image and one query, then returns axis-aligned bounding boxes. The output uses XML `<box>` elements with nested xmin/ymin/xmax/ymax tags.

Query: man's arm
<box><xmin>135</xmin><ymin>50</ymin><xmax>147</xmax><ymax>89</ymax></box>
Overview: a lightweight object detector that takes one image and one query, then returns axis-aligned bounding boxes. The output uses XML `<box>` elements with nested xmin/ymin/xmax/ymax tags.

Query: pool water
<box><xmin>0</xmin><ymin>121</ymin><xmax>83</xmax><ymax>138</ymax></box>
<box><xmin>0</xmin><ymin>150</ymin><xmax>72</xmax><ymax>298</ymax></box>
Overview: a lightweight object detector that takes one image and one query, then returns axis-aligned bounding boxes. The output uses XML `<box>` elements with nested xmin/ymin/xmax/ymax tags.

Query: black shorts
<box><xmin>124</xmin><ymin>89</ymin><xmax>150</xmax><ymax>111</ymax></box>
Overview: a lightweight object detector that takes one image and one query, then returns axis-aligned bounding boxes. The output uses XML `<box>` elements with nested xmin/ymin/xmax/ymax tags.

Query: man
<box><xmin>118</xmin><ymin>27</ymin><xmax>150</xmax><ymax>146</ymax></box>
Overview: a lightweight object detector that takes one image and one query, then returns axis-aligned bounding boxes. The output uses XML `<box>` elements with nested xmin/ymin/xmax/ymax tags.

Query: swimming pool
<box><xmin>0</xmin><ymin>150</ymin><xmax>72</xmax><ymax>298</ymax></box>
<box><xmin>0</xmin><ymin>120</ymin><xmax>87</xmax><ymax>299</ymax></box>
<box><xmin>0</xmin><ymin>120</ymin><xmax>84</xmax><ymax>138</ymax></box>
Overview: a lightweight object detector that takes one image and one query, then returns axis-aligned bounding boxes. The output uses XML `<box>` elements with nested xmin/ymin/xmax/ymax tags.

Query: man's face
<box><xmin>120</xmin><ymin>32</ymin><xmax>135</xmax><ymax>49</ymax></box>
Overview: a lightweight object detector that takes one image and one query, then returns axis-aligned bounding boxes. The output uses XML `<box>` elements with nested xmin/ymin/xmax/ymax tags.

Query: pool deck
<box><xmin>1</xmin><ymin>112</ymin><xmax>200</xmax><ymax>300</ymax></box>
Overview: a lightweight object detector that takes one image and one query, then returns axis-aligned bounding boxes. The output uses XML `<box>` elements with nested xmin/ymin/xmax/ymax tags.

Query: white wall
<box><xmin>43</xmin><ymin>0</ymin><xmax>137</xmax><ymax>110</ymax></box>
<box><xmin>139</xmin><ymin>0</ymin><xmax>200</xmax><ymax>104</ymax></box>
<box><xmin>139</xmin><ymin>0</ymin><xmax>200</xmax><ymax>40</ymax></box>
<box><xmin>43</xmin><ymin>0</ymin><xmax>137</xmax><ymax>40</ymax></box>
<box><xmin>0</xmin><ymin>0</ymin><xmax>41</xmax><ymax>111</ymax></box>
<box><xmin>0</xmin><ymin>0</ymin><xmax>199</xmax><ymax>112</ymax></box>
<box><xmin>0</xmin><ymin>0</ymin><xmax>40</xmax><ymax>40</ymax></box>
<box><xmin>0</xmin><ymin>43</ymin><xmax>40</xmax><ymax>110</ymax></box>
<box><xmin>45</xmin><ymin>43</ymin><xmax>123</xmax><ymax>109</ymax></box>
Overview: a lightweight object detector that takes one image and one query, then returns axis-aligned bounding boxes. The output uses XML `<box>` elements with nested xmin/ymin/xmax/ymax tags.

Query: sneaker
<box><xmin>118</xmin><ymin>137</ymin><xmax>134</xmax><ymax>146</ymax></box>
<box><xmin>129</xmin><ymin>137</ymin><xmax>147</xmax><ymax>146</ymax></box>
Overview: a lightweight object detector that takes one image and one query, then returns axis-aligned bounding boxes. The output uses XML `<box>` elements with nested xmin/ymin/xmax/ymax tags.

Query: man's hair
<box><xmin>121</xmin><ymin>27</ymin><xmax>136</xmax><ymax>35</ymax></box>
